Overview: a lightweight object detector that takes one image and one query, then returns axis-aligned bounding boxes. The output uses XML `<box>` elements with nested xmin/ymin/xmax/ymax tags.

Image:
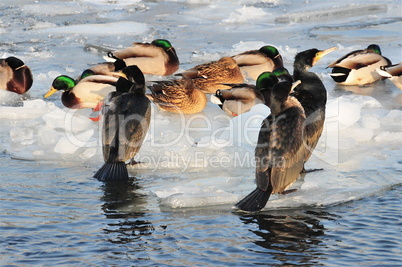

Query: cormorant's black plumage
<box><xmin>235</xmin><ymin>79</ymin><xmax>306</xmax><ymax>212</ymax></box>
<box><xmin>94</xmin><ymin>65</ymin><xmax>151</xmax><ymax>182</ymax></box>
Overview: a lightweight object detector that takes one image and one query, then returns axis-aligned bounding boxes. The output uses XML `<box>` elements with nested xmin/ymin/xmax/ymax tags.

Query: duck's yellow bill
<box><xmin>313</xmin><ymin>47</ymin><xmax>338</xmax><ymax>66</ymax></box>
<box><xmin>44</xmin><ymin>87</ymin><xmax>57</xmax><ymax>98</ymax></box>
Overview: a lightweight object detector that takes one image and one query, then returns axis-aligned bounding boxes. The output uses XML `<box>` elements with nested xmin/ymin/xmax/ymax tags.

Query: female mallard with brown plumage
<box><xmin>105</xmin><ymin>39</ymin><xmax>179</xmax><ymax>76</ymax></box>
<box><xmin>147</xmin><ymin>77</ymin><xmax>207</xmax><ymax>114</ymax></box>
<box><xmin>178</xmin><ymin>57</ymin><xmax>244</xmax><ymax>94</ymax></box>
<box><xmin>327</xmin><ymin>44</ymin><xmax>391</xmax><ymax>85</ymax></box>
<box><xmin>0</xmin><ymin>56</ymin><xmax>33</xmax><ymax>94</ymax></box>
<box><xmin>232</xmin><ymin>45</ymin><xmax>284</xmax><ymax>80</ymax></box>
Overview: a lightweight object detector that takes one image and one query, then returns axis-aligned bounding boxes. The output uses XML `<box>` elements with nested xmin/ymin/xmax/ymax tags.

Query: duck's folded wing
<box><xmin>233</xmin><ymin>52</ymin><xmax>271</xmax><ymax>66</ymax></box>
<box><xmin>112</xmin><ymin>43</ymin><xmax>161</xmax><ymax>58</ymax></box>
<box><xmin>328</xmin><ymin>50</ymin><xmax>383</xmax><ymax>69</ymax></box>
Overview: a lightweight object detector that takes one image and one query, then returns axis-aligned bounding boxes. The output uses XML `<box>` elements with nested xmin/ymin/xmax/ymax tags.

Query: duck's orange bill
<box><xmin>89</xmin><ymin>115</ymin><xmax>102</xmax><ymax>122</ymax></box>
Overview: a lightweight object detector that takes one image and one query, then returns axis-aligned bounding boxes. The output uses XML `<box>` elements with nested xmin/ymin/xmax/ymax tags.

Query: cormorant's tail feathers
<box><xmin>93</xmin><ymin>162</ymin><xmax>128</xmax><ymax>182</ymax></box>
<box><xmin>235</xmin><ymin>188</ymin><xmax>272</xmax><ymax>212</ymax></box>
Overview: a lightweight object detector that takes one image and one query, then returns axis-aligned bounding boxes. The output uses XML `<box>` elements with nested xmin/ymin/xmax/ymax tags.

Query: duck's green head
<box><xmin>44</xmin><ymin>75</ymin><xmax>76</xmax><ymax>98</ymax></box>
<box><xmin>152</xmin><ymin>39</ymin><xmax>173</xmax><ymax>51</ymax></box>
<box><xmin>273</xmin><ymin>67</ymin><xmax>293</xmax><ymax>83</ymax></box>
<box><xmin>80</xmin><ymin>69</ymin><xmax>95</xmax><ymax>80</ymax></box>
<box><xmin>256</xmin><ymin>71</ymin><xmax>279</xmax><ymax>91</ymax></box>
<box><xmin>259</xmin><ymin>45</ymin><xmax>280</xmax><ymax>59</ymax></box>
<box><xmin>367</xmin><ymin>44</ymin><xmax>381</xmax><ymax>55</ymax></box>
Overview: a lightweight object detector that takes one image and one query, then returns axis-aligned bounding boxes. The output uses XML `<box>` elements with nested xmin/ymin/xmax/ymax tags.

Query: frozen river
<box><xmin>1</xmin><ymin>0</ymin><xmax>401</xmax><ymax>265</ymax></box>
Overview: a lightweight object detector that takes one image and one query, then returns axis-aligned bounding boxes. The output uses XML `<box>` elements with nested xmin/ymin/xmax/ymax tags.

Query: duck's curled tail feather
<box><xmin>235</xmin><ymin>187</ymin><xmax>272</xmax><ymax>212</ymax></box>
<box><xmin>93</xmin><ymin>162</ymin><xmax>128</xmax><ymax>182</ymax></box>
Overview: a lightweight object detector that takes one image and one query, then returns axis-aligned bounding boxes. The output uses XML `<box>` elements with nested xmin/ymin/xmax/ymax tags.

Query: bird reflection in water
<box><xmin>239</xmin><ymin>209</ymin><xmax>336</xmax><ymax>265</ymax></box>
<box><xmin>100</xmin><ymin>179</ymin><xmax>155</xmax><ymax>246</ymax></box>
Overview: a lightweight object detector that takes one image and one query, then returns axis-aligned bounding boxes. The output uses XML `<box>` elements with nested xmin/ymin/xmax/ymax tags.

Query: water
<box><xmin>1</xmin><ymin>0</ymin><xmax>401</xmax><ymax>266</ymax></box>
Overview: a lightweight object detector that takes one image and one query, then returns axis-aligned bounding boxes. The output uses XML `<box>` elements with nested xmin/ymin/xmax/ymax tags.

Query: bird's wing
<box><xmin>255</xmin><ymin>106</ymin><xmax>305</xmax><ymax>192</ymax></box>
<box><xmin>111</xmin><ymin>43</ymin><xmax>161</xmax><ymax>58</ymax></box>
<box><xmin>120</xmin><ymin>95</ymin><xmax>151</xmax><ymax>160</ymax></box>
<box><xmin>328</xmin><ymin>50</ymin><xmax>384</xmax><ymax>69</ymax></box>
<box><xmin>101</xmin><ymin>91</ymin><xmax>123</xmax><ymax>162</ymax></box>
<box><xmin>148</xmin><ymin>80</ymin><xmax>186</xmax><ymax>105</ymax></box>
<box><xmin>232</xmin><ymin>52</ymin><xmax>270</xmax><ymax>66</ymax></box>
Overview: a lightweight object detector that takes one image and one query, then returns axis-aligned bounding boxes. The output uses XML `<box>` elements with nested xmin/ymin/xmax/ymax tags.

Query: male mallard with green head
<box><xmin>328</xmin><ymin>44</ymin><xmax>391</xmax><ymax>85</ymax></box>
<box><xmin>105</xmin><ymin>39</ymin><xmax>179</xmax><ymax>76</ymax></box>
<box><xmin>44</xmin><ymin>74</ymin><xmax>118</xmax><ymax>109</ymax></box>
<box><xmin>232</xmin><ymin>45</ymin><xmax>284</xmax><ymax>80</ymax></box>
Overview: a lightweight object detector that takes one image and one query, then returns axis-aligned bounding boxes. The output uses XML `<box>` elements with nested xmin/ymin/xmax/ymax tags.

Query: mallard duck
<box><xmin>210</xmin><ymin>68</ymin><xmax>289</xmax><ymax>116</ymax></box>
<box><xmin>376</xmin><ymin>63</ymin><xmax>402</xmax><ymax>89</ymax></box>
<box><xmin>235</xmin><ymin>79</ymin><xmax>306</xmax><ymax>212</ymax></box>
<box><xmin>44</xmin><ymin>74</ymin><xmax>118</xmax><ymax>109</ymax></box>
<box><xmin>79</xmin><ymin>58</ymin><xmax>127</xmax><ymax>80</ymax></box>
<box><xmin>94</xmin><ymin>65</ymin><xmax>151</xmax><ymax>182</ymax></box>
<box><xmin>105</xmin><ymin>39</ymin><xmax>179</xmax><ymax>76</ymax></box>
<box><xmin>327</xmin><ymin>44</ymin><xmax>392</xmax><ymax>85</ymax></box>
<box><xmin>291</xmin><ymin>47</ymin><xmax>337</xmax><ymax>170</ymax></box>
<box><xmin>0</xmin><ymin>56</ymin><xmax>33</xmax><ymax>94</ymax></box>
<box><xmin>210</xmin><ymin>85</ymin><xmax>264</xmax><ymax>116</ymax></box>
<box><xmin>232</xmin><ymin>45</ymin><xmax>284</xmax><ymax>80</ymax></box>
<box><xmin>178</xmin><ymin>57</ymin><xmax>244</xmax><ymax>94</ymax></box>
<box><xmin>147</xmin><ymin>77</ymin><xmax>207</xmax><ymax>114</ymax></box>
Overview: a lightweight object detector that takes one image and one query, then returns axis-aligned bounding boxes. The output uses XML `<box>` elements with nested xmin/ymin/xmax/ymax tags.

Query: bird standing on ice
<box><xmin>291</xmin><ymin>47</ymin><xmax>337</xmax><ymax>170</ymax></box>
<box><xmin>94</xmin><ymin>65</ymin><xmax>151</xmax><ymax>182</ymax></box>
<box><xmin>235</xmin><ymin>78</ymin><xmax>306</xmax><ymax>212</ymax></box>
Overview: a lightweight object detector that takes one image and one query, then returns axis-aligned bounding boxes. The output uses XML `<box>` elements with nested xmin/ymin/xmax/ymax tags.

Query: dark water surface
<box><xmin>1</xmin><ymin>154</ymin><xmax>401</xmax><ymax>266</ymax></box>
